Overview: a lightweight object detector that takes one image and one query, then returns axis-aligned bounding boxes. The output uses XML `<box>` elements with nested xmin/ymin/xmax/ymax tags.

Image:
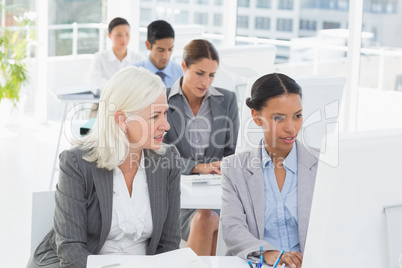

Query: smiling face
<box><xmin>252</xmin><ymin>93</ymin><xmax>303</xmax><ymax>157</ymax></box>
<box><xmin>108</xmin><ymin>24</ymin><xmax>130</xmax><ymax>51</ymax></box>
<box><xmin>146</xmin><ymin>38</ymin><xmax>174</xmax><ymax>70</ymax></box>
<box><xmin>181</xmin><ymin>58</ymin><xmax>219</xmax><ymax>101</ymax></box>
<box><xmin>125</xmin><ymin>93</ymin><xmax>170</xmax><ymax>151</ymax></box>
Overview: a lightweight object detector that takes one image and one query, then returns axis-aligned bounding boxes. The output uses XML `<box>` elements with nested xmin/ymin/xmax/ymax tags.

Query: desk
<box><xmin>87</xmin><ymin>255</ymin><xmax>249</xmax><ymax>268</ymax></box>
<box><xmin>179</xmin><ymin>182</ymin><xmax>227</xmax><ymax>255</ymax></box>
<box><xmin>180</xmin><ymin>183</ymin><xmax>222</xmax><ymax>209</ymax></box>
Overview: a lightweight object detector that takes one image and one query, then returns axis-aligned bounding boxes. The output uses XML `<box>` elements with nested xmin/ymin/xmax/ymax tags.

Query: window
<box><xmin>237</xmin><ymin>15</ymin><xmax>249</xmax><ymax>28</ymax></box>
<box><xmin>214</xmin><ymin>0</ymin><xmax>223</xmax><ymax>5</ymax></box>
<box><xmin>278</xmin><ymin>0</ymin><xmax>293</xmax><ymax>10</ymax></box>
<box><xmin>255</xmin><ymin>17</ymin><xmax>270</xmax><ymax>30</ymax></box>
<box><xmin>176</xmin><ymin>0</ymin><xmax>189</xmax><ymax>3</ymax></box>
<box><xmin>194</xmin><ymin>12</ymin><xmax>208</xmax><ymax>25</ymax></box>
<box><xmin>256</xmin><ymin>0</ymin><xmax>271</xmax><ymax>8</ymax></box>
<box><xmin>140</xmin><ymin>8</ymin><xmax>152</xmax><ymax>26</ymax></box>
<box><xmin>238</xmin><ymin>0</ymin><xmax>250</xmax><ymax>7</ymax></box>
<box><xmin>213</xmin><ymin>13</ymin><xmax>223</xmax><ymax>27</ymax></box>
<box><xmin>47</xmin><ymin>0</ymin><xmax>103</xmax><ymax>56</ymax></box>
<box><xmin>196</xmin><ymin>0</ymin><xmax>209</xmax><ymax>4</ymax></box>
<box><xmin>157</xmin><ymin>0</ymin><xmax>170</xmax><ymax>2</ymax></box>
<box><xmin>364</xmin><ymin>0</ymin><xmax>397</xmax><ymax>13</ymax></box>
<box><xmin>277</xmin><ymin>18</ymin><xmax>293</xmax><ymax>32</ymax></box>
<box><xmin>323</xmin><ymin>21</ymin><xmax>341</xmax><ymax>29</ymax></box>
<box><xmin>299</xmin><ymin>19</ymin><xmax>317</xmax><ymax>31</ymax></box>
<box><xmin>175</xmin><ymin>11</ymin><xmax>189</xmax><ymax>24</ymax></box>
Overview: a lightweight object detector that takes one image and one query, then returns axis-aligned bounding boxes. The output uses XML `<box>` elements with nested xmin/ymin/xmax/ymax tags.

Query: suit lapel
<box><xmin>144</xmin><ymin>149</ymin><xmax>165</xmax><ymax>253</ymax></box>
<box><xmin>167</xmin><ymin>95</ymin><xmax>192</xmax><ymax>153</ymax></box>
<box><xmin>91</xmin><ymin>165</ymin><xmax>113</xmax><ymax>250</ymax></box>
<box><xmin>296</xmin><ymin>141</ymin><xmax>318</xmax><ymax>253</ymax></box>
<box><xmin>245</xmin><ymin>146</ymin><xmax>266</xmax><ymax>239</ymax></box>
<box><xmin>204</xmin><ymin>95</ymin><xmax>225</xmax><ymax>158</ymax></box>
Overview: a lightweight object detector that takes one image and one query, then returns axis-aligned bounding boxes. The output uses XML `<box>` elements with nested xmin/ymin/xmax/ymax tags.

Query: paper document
<box><xmin>97</xmin><ymin>248</ymin><xmax>207</xmax><ymax>268</ymax></box>
<box><xmin>181</xmin><ymin>174</ymin><xmax>222</xmax><ymax>185</ymax></box>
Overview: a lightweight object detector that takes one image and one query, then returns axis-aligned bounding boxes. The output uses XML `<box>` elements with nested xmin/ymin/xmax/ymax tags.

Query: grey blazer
<box><xmin>220</xmin><ymin>140</ymin><xmax>318</xmax><ymax>259</ymax></box>
<box><xmin>28</xmin><ymin>144</ymin><xmax>181</xmax><ymax>268</ymax></box>
<box><xmin>163</xmin><ymin>84</ymin><xmax>240</xmax><ymax>174</ymax></box>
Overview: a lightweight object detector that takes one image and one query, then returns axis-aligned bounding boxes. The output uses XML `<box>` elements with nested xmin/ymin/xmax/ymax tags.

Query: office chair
<box><xmin>31</xmin><ymin>191</ymin><xmax>55</xmax><ymax>254</ymax></box>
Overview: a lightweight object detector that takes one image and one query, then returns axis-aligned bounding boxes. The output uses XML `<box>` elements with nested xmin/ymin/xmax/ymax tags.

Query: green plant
<box><xmin>0</xmin><ymin>5</ymin><xmax>35</xmax><ymax>106</ymax></box>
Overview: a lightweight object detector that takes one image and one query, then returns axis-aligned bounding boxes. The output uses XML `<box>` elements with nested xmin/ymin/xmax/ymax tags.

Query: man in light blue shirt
<box><xmin>134</xmin><ymin>20</ymin><xmax>183</xmax><ymax>88</ymax></box>
<box><xmin>261</xmin><ymin>140</ymin><xmax>300</xmax><ymax>253</ymax></box>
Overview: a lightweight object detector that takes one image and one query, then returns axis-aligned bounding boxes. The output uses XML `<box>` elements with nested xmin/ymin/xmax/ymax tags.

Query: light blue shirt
<box><xmin>134</xmin><ymin>57</ymin><xmax>183</xmax><ymax>88</ymax></box>
<box><xmin>261</xmin><ymin>141</ymin><xmax>300</xmax><ymax>252</ymax></box>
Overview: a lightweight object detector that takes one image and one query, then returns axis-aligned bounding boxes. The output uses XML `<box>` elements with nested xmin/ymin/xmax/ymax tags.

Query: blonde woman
<box><xmin>28</xmin><ymin>67</ymin><xmax>181</xmax><ymax>268</ymax></box>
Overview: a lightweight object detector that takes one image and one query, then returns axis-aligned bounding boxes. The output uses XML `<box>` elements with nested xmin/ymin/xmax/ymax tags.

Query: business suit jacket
<box><xmin>163</xmin><ymin>83</ymin><xmax>240</xmax><ymax>174</ymax></box>
<box><xmin>28</xmin><ymin>144</ymin><xmax>181</xmax><ymax>268</ymax></box>
<box><xmin>220</xmin><ymin>140</ymin><xmax>318</xmax><ymax>259</ymax></box>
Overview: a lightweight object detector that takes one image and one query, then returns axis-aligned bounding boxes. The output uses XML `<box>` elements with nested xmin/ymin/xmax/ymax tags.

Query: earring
<box><xmin>124</xmin><ymin>128</ymin><xmax>127</xmax><ymax>134</ymax></box>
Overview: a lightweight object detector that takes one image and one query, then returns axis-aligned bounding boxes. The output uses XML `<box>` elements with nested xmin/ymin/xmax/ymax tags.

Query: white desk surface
<box><xmin>180</xmin><ymin>182</ymin><xmax>222</xmax><ymax>210</ymax></box>
<box><xmin>87</xmin><ymin>255</ymin><xmax>249</xmax><ymax>268</ymax></box>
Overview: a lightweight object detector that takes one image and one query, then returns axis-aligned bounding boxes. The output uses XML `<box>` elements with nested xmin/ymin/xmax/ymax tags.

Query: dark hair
<box><xmin>246</xmin><ymin>73</ymin><xmax>302</xmax><ymax>111</ymax></box>
<box><xmin>147</xmin><ymin>20</ymin><xmax>175</xmax><ymax>45</ymax></box>
<box><xmin>183</xmin><ymin>39</ymin><xmax>219</xmax><ymax>67</ymax></box>
<box><xmin>108</xmin><ymin>17</ymin><xmax>129</xmax><ymax>34</ymax></box>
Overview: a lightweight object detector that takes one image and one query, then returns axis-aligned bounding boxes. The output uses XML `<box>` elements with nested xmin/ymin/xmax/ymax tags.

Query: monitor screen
<box><xmin>303</xmin><ymin>129</ymin><xmax>402</xmax><ymax>268</ymax></box>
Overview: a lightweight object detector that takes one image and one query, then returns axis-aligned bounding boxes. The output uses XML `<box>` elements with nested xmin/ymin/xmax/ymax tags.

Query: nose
<box><xmin>162</xmin><ymin>50</ymin><xmax>168</xmax><ymax>60</ymax></box>
<box><xmin>283</xmin><ymin>118</ymin><xmax>295</xmax><ymax>133</ymax></box>
<box><xmin>201</xmin><ymin>76</ymin><xmax>213</xmax><ymax>87</ymax></box>
<box><xmin>160</xmin><ymin>117</ymin><xmax>170</xmax><ymax>131</ymax></box>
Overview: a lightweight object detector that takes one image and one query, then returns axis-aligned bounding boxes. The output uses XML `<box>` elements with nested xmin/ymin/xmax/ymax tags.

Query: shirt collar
<box><xmin>261</xmin><ymin>140</ymin><xmax>298</xmax><ymax>174</ymax></box>
<box><xmin>144</xmin><ymin>57</ymin><xmax>175</xmax><ymax>78</ymax></box>
<box><xmin>168</xmin><ymin>77</ymin><xmax>223</xmax><ymax>100</ymax></box>
<box><xmin>107</xmin><ymin>47</ymin><xmax>118</xmax><ymax>62</ymax></box>
<box><xmin>107</xmin><ymin>47</ymin><xmax>132</xmax><ymax>63</ymax></box>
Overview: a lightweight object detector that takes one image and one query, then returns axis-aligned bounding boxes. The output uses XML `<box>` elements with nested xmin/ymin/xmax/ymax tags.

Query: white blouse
<box><xmin>99</xmin><ymin>154</ymin><xmax>153</xmax><ymax>255</ymax></box>
<box><xmin>89</xmin><ymin>47</ymin><xmax>143</xmax><ymax>91</ymax></box>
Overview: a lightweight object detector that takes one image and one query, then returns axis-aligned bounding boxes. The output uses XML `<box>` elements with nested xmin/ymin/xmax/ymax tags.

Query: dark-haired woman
<box><xmin>163</xmin><ymin>39</ymin><xmax>239</xmax><ymax>256</ymax></box>
<box><xmin>90</xmin><ymin>17</ymin><xmax>143</xmax><ymax>92</ymax></box>
<box><xmin>220</xmin><ymin>73</ymin><xmax>318</xmax><ymax>268</ymax></box>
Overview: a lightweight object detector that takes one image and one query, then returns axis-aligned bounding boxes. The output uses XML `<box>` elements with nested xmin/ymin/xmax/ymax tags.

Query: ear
<box><xmin>145</xmin><ymin>40</ymin><xmax>151</xmax><ymax>50</ymax></box>
<box><xmin>181</xmin><ymin>60</ymin><xmax>187</xmax><ymax>72</ymax></box>
<box><xmin>107</xmin><ymin>33</ymin><xmax>111</xmax><ymax>39</ymax></box>
<box><xmin>114</xmin><ymin>111</ymin><xmax>127</xmax><ymax>132</ymax></box>
<box><xmin>251</xmin><ymin>108</ymin><xmax>263</xmax><ymax>126</ymax></box>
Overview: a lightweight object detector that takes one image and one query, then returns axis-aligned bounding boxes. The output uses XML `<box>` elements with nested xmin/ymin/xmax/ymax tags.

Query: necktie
<box><xmin>156</xmin><ymin>71</ymin><xmax>166</xmax><ymax>84</ymax></box>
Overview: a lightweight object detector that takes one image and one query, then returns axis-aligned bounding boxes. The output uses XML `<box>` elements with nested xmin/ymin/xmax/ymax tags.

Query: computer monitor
<box><xmin>303</xmin><ymin>129</ymin><xmax>402</xmax><ymax>268</ymax></box>
<box><xmin>212</xmin><ymin>44</ymin><xmax>277</xmax><ymax>98</ymax></box>
<box><xmin>236</xmin><ymin>75</ymin><xmax>346</xmax><ymax>152</ymax></box>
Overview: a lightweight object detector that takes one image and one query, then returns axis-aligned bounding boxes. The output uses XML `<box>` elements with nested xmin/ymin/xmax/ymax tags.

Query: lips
<box><xmin>154</xmin><ymin>134</ymin><xmax>163</xmax><ymax>142</ymax></box>
<box><xmin>281</xmin><ymin>136</ymin><xmax>295</xmax><ymax>144</ymax></box>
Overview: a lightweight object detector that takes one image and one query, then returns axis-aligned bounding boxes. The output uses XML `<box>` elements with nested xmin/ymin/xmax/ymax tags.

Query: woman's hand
<box><xmin>192</xmin><ymin>161</ymin><xmax>222</xmax><ymax>174</ymax></box>
<box><xmin>263</xmin><ymin>250</ymin><xmax>303</xmax><ymax>268</ymax></box>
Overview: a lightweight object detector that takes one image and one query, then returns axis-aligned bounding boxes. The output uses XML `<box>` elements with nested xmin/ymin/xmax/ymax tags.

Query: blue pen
<box><xmin>259</xmin><ymin>246</ymin><xmax>263</xmax><ymax>266</ymax></box>
<box><xmin>273</xmin><ymin>250</ymin><xmax>285</xmax><ymax>268</ymax></box>
<box><xmin>247</xmin><ymin>261</ymin><xmax>254</xmax><ymax>268</ymax></box>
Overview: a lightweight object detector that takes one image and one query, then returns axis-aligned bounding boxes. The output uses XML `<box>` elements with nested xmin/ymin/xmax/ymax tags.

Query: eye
<box><xmin>209</xmin><ymin>74</ymin><xmax>215</xmax><ymax>78</ymax></box>
<box><xmin>164</xmin><ymin>110</ymin><xmax>168</xmax><ymax>116</ymax></box>
<box><xmin>196</xmin><ymin>72</ymin><xmax>203</xmax><ymax>76</ymax></box>
<box><xmin>151</xmin><ymin>115</ymin><xmax>158</xmax><ymax>120</ymax></box>
<box><xmin>294</xmin><ymin>114</ymin><xmax>303</xmax><ymax>119</ymax></box>
<box><xmin>273</xmin><ymin>116</ymin><xmax>284</xmax><ymax>121</ymax></box>
<box><xmin>169</xmin><ymin>48</ymin><xmax>173</xmax><ymax>52</ymax></box>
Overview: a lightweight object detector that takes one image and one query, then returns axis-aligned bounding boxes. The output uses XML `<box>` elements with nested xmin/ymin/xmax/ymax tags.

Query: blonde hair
<box><xmin>75</xmin><ymin>66</ymin><xmax>166</xmax><ymax>170</ymax></box>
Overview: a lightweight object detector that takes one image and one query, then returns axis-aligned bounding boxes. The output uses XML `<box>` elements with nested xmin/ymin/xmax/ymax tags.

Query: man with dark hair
<box><xmin>134</xmin><ymin>20</ymin><xmax>183</xmax><ymax>88</ymax></box>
